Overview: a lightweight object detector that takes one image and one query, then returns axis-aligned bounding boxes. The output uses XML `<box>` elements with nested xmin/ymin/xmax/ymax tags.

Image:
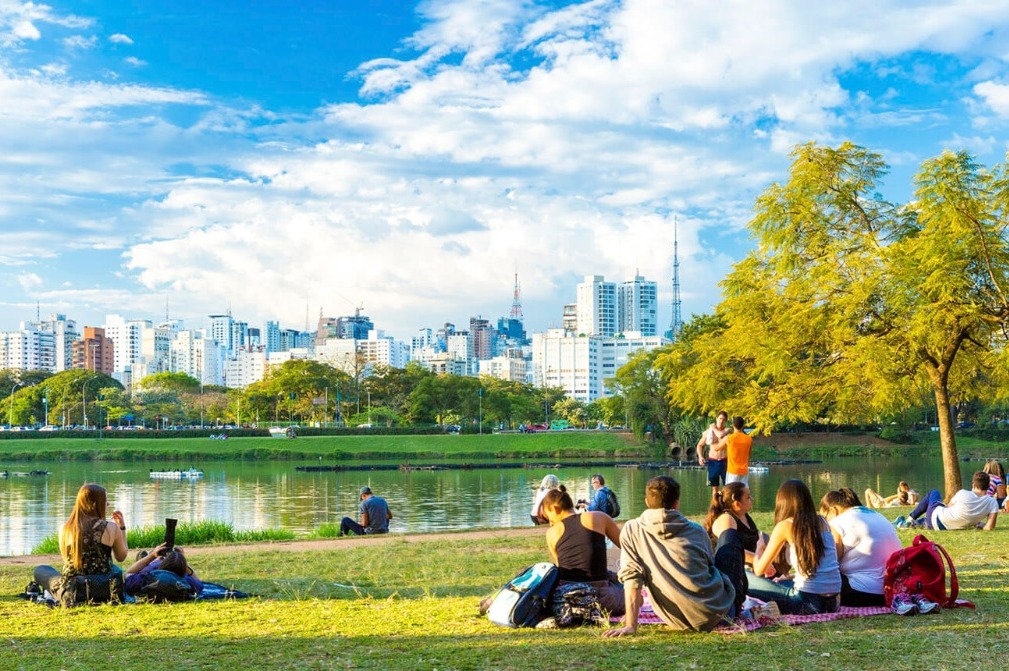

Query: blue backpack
<box><xmin>487</xmin><ymin>562</ymin><xmax>559</xmax><ymax>628</ymax></box>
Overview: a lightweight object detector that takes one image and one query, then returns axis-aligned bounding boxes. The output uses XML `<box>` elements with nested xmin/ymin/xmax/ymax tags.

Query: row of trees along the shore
<box><xmin>0</xmin><ymin>363</ymin><xmax>627</xmax><ymax>435</ymax></box>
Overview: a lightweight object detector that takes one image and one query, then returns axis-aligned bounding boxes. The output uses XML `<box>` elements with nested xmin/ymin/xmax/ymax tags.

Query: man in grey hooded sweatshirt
<box><xmin>603</xmin><ymin>475</ymin><xmax>739</xmax><ymax>636</ymax></box>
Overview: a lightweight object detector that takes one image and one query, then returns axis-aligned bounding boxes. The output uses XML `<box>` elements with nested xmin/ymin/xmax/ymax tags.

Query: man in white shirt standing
<box><xmin>906</xmin><ymin>472</ymin><xmax>999</xmax><ymax>531</ymax></box>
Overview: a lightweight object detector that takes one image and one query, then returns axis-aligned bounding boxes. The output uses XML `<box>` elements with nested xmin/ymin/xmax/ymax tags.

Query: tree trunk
<box><xmin>933</xmin><ymin>382</ymin><xmax>962</xmax><ymax>500</ymax></box>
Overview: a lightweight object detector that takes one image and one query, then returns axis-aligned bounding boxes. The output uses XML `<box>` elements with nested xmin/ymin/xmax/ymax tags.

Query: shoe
<box><xmin>910</xmin><ymin>594</ymin><xmax>940</xmax><ymax>614</ymax></box>
<box><xmin>891</xmin><ymin>594</ymin><xmax>917</xmax><ymax>616</ymax></box>
<box><xmin>893</xmin><ymin>516</ymin><xmax>906</xmax><ymax>528</ymax></box>
<box><xmin>745</xmin><ymin>601</ymin><xmax>781</xmax><ymax>620</ymax></box>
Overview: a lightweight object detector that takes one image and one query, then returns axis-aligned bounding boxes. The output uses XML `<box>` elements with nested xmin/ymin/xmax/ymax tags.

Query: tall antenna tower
<box><xmin>669</xmin><ymin>217</ymin><xmax>683</xmax><ymax>342</ymax></box>
<box><xmin>509</xmin><ymin>271</ymin><xmax>524</xmax><ymax>321</ymax></box>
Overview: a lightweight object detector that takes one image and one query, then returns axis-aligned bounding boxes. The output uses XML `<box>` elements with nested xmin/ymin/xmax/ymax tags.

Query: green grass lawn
<box><xmin>3</xmin><ymin>511</ymin><xmax>1008</xmax><ymax>670</ymax></box>
<box><xmin>0</xmin><ymin>432</ymin><xmax>646</xmax><ymax>462</ymax></box>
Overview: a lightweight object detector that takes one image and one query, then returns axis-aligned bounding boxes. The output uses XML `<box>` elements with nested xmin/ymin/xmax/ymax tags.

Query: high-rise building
<box><xmin>469</xmin><ymin>317</ymin><xmax>495</xmax><ymax>361</ymax></box>
<box><xmin>575</xmin><ymin>275</ymin><xmax>617</xmax><ymax>336</ymax></box>
<box><xmin>104</xmin><ymin>314</ymin><xmax>147</xmax><ymax>373</ymax></box>
<box><xmin>265</xmin><ymin>321</ymin><xmax>282</xmax><ymax>353</ymax></box>
<box><xmin>532</xmin><ymin>329</ymin><xmax>664</xmax><ymax>402</ymax></box>
<box><xmin>20</xmin><ymin>314</ymin><xmax>79</xmax><ymax>371</ymax></box>
<box><xmin>72</xmin><ymin>327</ymin><xmax>115</xmax><ymax>374</ymax></box>
<box><xmin>209</xmin><ymin>313</ymin><xmax>235</xmax><ymax>352</ymax></box>
<box><xmin>619</xmin><ymin>275</ymin><xmax>658</xmax><ymax>336</ymax></box>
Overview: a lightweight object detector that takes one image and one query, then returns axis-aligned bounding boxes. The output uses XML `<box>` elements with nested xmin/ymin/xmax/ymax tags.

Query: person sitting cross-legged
<box><xmin>602</xmin><ymin>475</ymin><xmax>740</xmax><ymax>637</ymax></box>
<box><xmin>340</xmin><ymin>486</ymin><xmax>392</xmax><ymax>536</ymax></box>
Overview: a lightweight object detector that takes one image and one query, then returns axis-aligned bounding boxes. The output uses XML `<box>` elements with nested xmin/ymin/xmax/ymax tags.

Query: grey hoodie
<box><xmin>618</xmin><ymin>507</ymin><xmax>734</xmax><ymax>631</ymax></box>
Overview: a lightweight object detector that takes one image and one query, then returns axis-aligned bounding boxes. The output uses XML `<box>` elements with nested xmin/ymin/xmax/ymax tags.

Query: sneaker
<box><xmin>891</xmin><ymin>594</ymin><xmax>917</xmax><ymax>616</ymax></box>
<box><xmin>911</xmin><ymin>594</ymin><xmax>940</xmax><ymax>614</ymax></box>
<box><xmin>745</xmin><ymin>601</ymin><xmax>781</xmax><ymax>620</ymax></box>
<box><xmin>893</xmin><ymin>516</ymin><xmax>906</xmax><ymax>528</ymax></box>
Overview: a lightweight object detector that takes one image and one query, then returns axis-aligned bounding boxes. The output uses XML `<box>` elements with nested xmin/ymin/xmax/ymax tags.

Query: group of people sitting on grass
<box><xmin>32</xmin><ymin>483</ymin><xmax>203</xmax><ymax>604</ymax></box>
<box><xmin>530</xmin><ymin>469</ymin><xmax>1002</xmax><ymax>635</ymax></box>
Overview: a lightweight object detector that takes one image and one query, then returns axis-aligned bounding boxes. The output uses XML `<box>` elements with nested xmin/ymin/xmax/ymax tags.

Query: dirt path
<box><xmin>0</xmin><ymin>526</ymin><xmax>548</xmax><ymax>568</ymax></box>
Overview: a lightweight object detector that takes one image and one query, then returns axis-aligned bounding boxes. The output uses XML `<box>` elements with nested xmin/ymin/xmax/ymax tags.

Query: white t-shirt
<box><xmin>933</xmin><ymin>489</ymin><xmax>1000</xmax><ymax>530</ymax></box>
<box><xmin>829</xmin><ymin>506</ymin><xmax>903</xmax><ymax>594</ymax></box>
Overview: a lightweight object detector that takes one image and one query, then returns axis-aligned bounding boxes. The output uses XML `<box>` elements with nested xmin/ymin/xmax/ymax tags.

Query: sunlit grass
<box><xmin>9</xmin><ymin>514</ymin><xmax>1009</xmax><ymax>669</ymax></box>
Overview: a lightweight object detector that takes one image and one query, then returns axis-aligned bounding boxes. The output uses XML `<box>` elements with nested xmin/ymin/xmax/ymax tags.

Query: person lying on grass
<box><xmin>125</xmin><ymin>543</ymin><xmax>203</xmax><ymax>597</ymax></box>
<box><xmin>907</xmin><ymin>471</ymin><xmax>999</xmax><ymax>531</ymax></box>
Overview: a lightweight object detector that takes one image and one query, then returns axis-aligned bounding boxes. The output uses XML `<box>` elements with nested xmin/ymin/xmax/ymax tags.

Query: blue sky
<box><xmin>3</xmin><ymin>0</ymin><xmax>1009</xmax><ymax>338</ymax></box>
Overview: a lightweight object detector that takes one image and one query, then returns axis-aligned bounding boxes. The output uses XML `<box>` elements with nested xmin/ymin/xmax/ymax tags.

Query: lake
<box><xmin>0</xmin><ymin>453</ymin><xmax>960</xmax><ymax>556</ymax></box>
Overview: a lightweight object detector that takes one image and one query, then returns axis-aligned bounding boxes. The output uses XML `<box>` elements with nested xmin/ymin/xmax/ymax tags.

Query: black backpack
<box><xmin>602</xmin><ymin>487</ymin><xmax>620</xmax><ymax>518</ymax></box>
<box><xmin>133</xmin><ymin>569</ymin><xmax>197</xmax><ymax>603</ymax></box>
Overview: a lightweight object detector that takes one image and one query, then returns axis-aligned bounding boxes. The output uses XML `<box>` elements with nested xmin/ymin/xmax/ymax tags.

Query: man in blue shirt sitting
<box><xmin>579</xmin><ymin>474</ymin><xmax>618</xmax><ymax>517</ymax></box>
<box><xmin>340</xmin><ymin>485</ymin><xmax>393</xmax><ymax>535</ymax></box>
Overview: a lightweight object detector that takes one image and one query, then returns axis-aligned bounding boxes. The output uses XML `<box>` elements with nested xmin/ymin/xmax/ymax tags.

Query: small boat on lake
<box><xmin>149</xmin><ymin>468</ymin><xmax>204</xmax><ymax>480</ymax></box>
<box><xmin>0</xmin><ymin>470</ymin><xmax>50</xmax><ymax>478</ymax></box>
<box><xmin>748</xmin><ymin>464</ymin><xmax>769</xmax><ymax>474</ymax></box>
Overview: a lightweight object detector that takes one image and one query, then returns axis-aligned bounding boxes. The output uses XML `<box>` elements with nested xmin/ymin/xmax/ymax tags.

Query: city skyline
<box><xmin>3</xmin><ymin>2</ymin><xmax>1009</xmax><ymax>338</ymax></box>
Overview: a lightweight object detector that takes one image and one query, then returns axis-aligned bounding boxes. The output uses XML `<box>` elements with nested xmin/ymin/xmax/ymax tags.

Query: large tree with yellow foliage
<box><xmin>661</xmin><ymin>143</ymin><xmax>1009</xmax><ymax>497</ymax></box>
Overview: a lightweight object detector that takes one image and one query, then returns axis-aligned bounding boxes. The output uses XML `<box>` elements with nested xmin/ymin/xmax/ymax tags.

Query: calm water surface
<box><xmin>0</xmin><ymin>454</ymin><xmax>963</xmax><ymax>556</ymax></box>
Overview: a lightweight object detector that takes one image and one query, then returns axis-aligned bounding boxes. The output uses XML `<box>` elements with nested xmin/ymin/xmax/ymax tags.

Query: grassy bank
<box><xmin>1</xmin><ymin>430</ymin><xmax>982</xmax><ymax>463</ymax></box>
<box><xmin>0</xmin><ymin>432</ymin><xmax>645</xmax><ymax>462</ymax></box>
<box><xmin>2</xmin><ymin>512</ymin><xmax>1006</xmax><ymax>670</ymax></box>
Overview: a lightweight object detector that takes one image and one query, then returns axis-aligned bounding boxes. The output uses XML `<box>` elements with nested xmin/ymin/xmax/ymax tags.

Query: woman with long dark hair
<box><xmin>749</xmin><ymin>479</ymin><xmax>841</xmax><ymax>614</ymax></box>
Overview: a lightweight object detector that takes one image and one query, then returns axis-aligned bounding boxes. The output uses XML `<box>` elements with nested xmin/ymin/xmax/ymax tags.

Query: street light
<box><xmin>82</xmin><ymin>376</ymin><xmax>98</xmax><ymax>430</ymax></box>
<box><xmin>8</xmin><ymin>381</ymin><xmax>24</xmax><ymax>428</ymax></box>
<box><xmin>478</xmin><ymin>387</ymin><xmax>483</xmax><ymax>435</ymax></box>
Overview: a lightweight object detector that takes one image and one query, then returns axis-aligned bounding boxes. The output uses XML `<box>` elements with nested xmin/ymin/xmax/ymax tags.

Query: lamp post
<box><xmin>82</xmin><ymin>376</ymin><xmax>98</xmax><ymax>430</ymax></box>
<box><xmin>42</xmin><ymin>388</ymin><xmax>48</xmax><ymax>428</ymax></box>
<box><xmin>8</xmin><ymin>381</ymin><xmax>24</xmax><ymax>428</ymax></box>
<box><xmin>478</xmin><ymin>387</ymin><xmax>483</xmax><ymax>435</ymax></box>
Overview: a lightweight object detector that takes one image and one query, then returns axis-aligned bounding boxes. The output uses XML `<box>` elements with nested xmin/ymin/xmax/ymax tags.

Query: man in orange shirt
<box><xmin>714</xmin><ymin>416</ymin><xmax>752</xmax><ymax>486</ymax></box>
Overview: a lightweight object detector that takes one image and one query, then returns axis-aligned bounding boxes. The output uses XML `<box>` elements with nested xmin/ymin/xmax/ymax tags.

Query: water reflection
<box><xmin>0</xmin><ymin>455</ymin><xmax>956</xmax><ymax>556</ymax></box>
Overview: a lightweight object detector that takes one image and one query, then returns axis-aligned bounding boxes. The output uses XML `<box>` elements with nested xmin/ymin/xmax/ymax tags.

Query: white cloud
<box><xmin>973</xmin><ymin>80</ymin><xmax>1009</xmax><ymax>117</ymax></box>
<box><xmin>17</xmin><ymin>272</ymin><xmax>42</xmax><ymax>290</ymax></box>
<box><xmin>7</xmin><ymin>0</ymin><xmax>1009</xmax><ymax>336</ymax></box>
<box><xmin>0</xmin><ymin>2</ymin><xmax>92</xmax><ymax>46</ymax></box>
<box><xmin>123</xmin><ymin>56</ymin><xmax>146</xmax><ymax>67</ymax></box>
<box><xmin>62</xmin><ymin>34</ymin><xmax>96</xmax><ymax>50</ymax></box>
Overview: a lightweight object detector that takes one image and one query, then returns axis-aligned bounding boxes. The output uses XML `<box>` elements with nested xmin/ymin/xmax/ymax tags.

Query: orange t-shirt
<box><xmin>726</xmin><ymin>432</ymin><xmax>752</xmax><ymax>476</ymax></box>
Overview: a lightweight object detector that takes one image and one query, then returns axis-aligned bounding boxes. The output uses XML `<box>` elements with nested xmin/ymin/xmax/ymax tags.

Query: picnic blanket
<box><xmin>18</xmin><ymin>581</ymin><xmax>251</xmax><ymax>607</ymax></box>
<box><xmin>610</xmin><ymin>590</ymin><xmax>891</xmax><ymax>632</ymax></box>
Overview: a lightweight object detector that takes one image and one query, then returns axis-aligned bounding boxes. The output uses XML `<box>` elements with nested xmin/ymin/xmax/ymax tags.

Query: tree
<box><xmin>139</xmin><ymin>372</ymin><xmax>200</xmax><ymax>394</ymax></box>
<box><xmin>663</xmin><ymin>143</ymin><xmax>1009</xmax><ymax>497</ymax></box>
<box><xmin>611</xmin><ymin>348</ymin><xmax>676</xmax><ymax>443</ymax></box>
<box><xmin>552</xmin><ymin>397</ymin><xmax>587</xmax><ymax>427</ymax></box>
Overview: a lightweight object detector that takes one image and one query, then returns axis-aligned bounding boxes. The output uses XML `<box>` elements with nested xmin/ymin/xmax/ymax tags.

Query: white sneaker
<box><xmin>891</xmin><ymin>594</ymin><xmax>917</xmax><ymax>616</ymax></box>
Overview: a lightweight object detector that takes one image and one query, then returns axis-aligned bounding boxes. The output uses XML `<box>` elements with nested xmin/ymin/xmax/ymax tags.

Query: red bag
<box><xmin>883</xmin><ymin>534</ymin><xmax>958</xmax><ymax>607</ymax></box>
